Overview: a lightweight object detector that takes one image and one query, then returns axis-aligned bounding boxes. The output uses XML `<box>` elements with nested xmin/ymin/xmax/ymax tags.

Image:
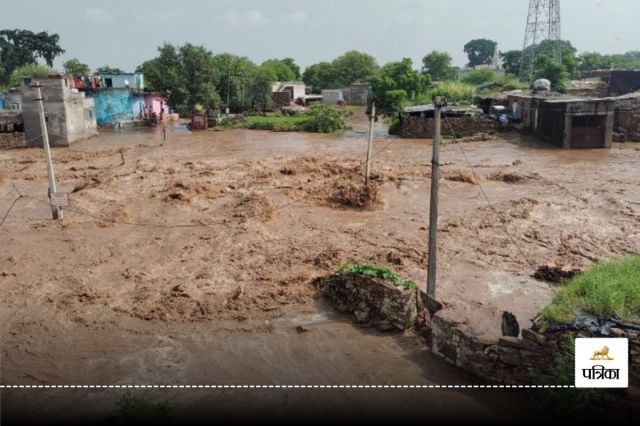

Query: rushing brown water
<box><xmin>2</xmin><ymin>109</ymin><xmax>639</xmax><ymax>421</ymax></box>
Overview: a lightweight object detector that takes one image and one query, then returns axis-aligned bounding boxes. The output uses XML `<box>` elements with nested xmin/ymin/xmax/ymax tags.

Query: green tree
<box><xmin>96</xmin><ymin>65</ymin><xmax>124</xmax><ymax>74</ymax></box>
<box><xmin>212</xmin><ymin>53</ymin><xmax>256</xmax><ymax>111</ymax></box>
<box><xmin>63</xmin><ymin>58</ymin><xmax>91</xmax><ymax>76</ymax></box>
<box><xmin>302</xmin><ymin>51</ymin><xmax>378</xmax><ymax>90</ymax></box>
<box><xmin>0</xmin><ymin>29</ymin><xmax>65</xmax><ymax>85</ymax></box>
<box><xmin>370</xmin><ymin>58</ymin><xmax>427</xmax><ymax>115</ymax></box>
<box><xmin>281</xmin><ymin>57</ymin><xmax>300</xmax><ymax>80</ymax></box>
<box><xmin>9</xmin><ymin>63</ymin><xmax>55</xmax><ymax>87</ymax></box>
<box><xmin>463</xmin><ymin>38</ymin><xmax>497</xmax><ymax>67</ymax></box>
<box><xmin>533</xmin><ymin>54</ymin><xmax>569</xmax><ymax>92</ymax></box>
<box><xmin>331</xmin><ymin>50</ymin><xmax>378</xmax><ymax>86</ymax></box>
<box><xmin>179</xmin><ymin>43</ymin><xmax>220</xmax><ymax>111</ymax></box>
<box><xmin>245</xmin><ymin>65</ymin><xmax>276</xmax><ymax>112</ymax></box>
<box><xmin>136</xmin><ymin>43</ymin><xmax>186</xmax><ymax>110</ymax></box>
<box><xmin>261</xmin><ymin>58</ymin><xmax>298</xmax><ymax>81</ymax></box>
<box><xmin>500</xmin><ymin>50</ymin><xmax>523</xmax><ymax>75</ymax></box>
<box><xmin>577</xmin><ymin>52</ymin><xmax>609</xmax><ymax>72</ymax></box>
<box><xmin>137</xmin><ymin>42</ymin><xmax>222</xmax><ymax>113</ymax></box>
<box><xmin>461</xmin><ymin>68</ymin><xmax>497</xmax><ymax>85</ymax></box>
<box><xmin>522</xmin><ymin>40</ymin><xmax>578</xmax><ymax>79</ymax></box>
<box><xmin>421</xmin><ymin>51</ymin><xmax>456</xmax><ymax>81</ymax></box>
<box><xmin>302</xmin><ymin>62</ymin><xmax>334</xmax><ymax>90</ymax></box>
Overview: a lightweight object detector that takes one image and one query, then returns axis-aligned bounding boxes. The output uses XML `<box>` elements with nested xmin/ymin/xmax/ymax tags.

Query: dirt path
<box><xmin>1</xmin><ymin>111</ymin><xmax>640</xmax><ymax>420</ymax></box>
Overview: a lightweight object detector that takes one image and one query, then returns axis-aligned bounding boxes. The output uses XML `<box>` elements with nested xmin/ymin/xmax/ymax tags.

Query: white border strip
<box><xmin>0</xmin><ymin>385</ymin><xmax>575</xmax><ymax>389</ymax></box>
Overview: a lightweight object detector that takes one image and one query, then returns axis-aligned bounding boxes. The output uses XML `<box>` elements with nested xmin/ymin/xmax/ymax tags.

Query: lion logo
<box><xmin>590</xmin><ymin>346</ymin><xmax>614</xmax><ymax>360</ymax></box>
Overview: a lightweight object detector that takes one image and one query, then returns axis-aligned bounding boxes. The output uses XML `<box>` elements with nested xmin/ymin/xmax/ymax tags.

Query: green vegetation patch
<box><xmin>541</xmin><ymin>255</ymin><xmax>640</xmax><ymax>324</ymax></box>
<box><xmin>243</xmin><ymin>115</ymin><xmax>309</xmax><ymax>131</ymax></box>
<box><xmin>337</xmin><ymin>263</ymin><xmax>417</xmax><ymax>289</ymax></box>
<box><xmin>242</xmin><ymin>104</ymin><xmax>347</xmax><ymax>133</ymax></box>
<box><xmin>423</xmin><ymin>81</ymin><xmax>476</xmax><ymax>104</ymax></box>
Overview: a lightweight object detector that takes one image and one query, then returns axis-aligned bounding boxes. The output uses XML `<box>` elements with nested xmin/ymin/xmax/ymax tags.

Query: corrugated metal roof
<box><xmin>403</xmin><ymin>104</ymin><xmax>434</xmax><ymax>113</ymax></box>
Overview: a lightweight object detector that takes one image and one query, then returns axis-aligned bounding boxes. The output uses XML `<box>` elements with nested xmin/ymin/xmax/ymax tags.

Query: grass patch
<box><xmin>337</xmin><ymin>263</ymin><xmax>417</xmax><ymax>289</ymax></box>
<box><xmin>243</xmin><ymin>115</ymin><xmax>309</xmax><ymax>131</ymax></box>
<box><xmin>540</xmin><ymin>255</ymin><xmax>640</xmax><ymax>324</ymax></box>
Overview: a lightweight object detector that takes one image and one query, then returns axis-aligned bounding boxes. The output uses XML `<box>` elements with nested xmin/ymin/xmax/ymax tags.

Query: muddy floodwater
<box><xmin>1</xmin><ymin>110</ymin><xmax>639</xmax><ymax>421</ymax></box>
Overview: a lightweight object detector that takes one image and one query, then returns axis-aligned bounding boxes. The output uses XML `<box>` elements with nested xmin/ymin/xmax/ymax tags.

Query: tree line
<box><xmin>2</xmin><ymin>28</ymin><xmax>639</xmax><ymax>114</ymax></box>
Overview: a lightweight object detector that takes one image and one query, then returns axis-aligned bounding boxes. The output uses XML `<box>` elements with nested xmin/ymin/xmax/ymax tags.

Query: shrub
<box><xmin>540</xmin><ymin>255</ymin><xmax>640</xmax><ymax>324</ymax></box>
<box><xmin>304</xmin><ymin>104</ymin><xmax>346</xmax><ymax>133</ymax></box>
<box><xmin>425</xmin><ymin>81</ymin><xmax>475</xmax><ymax>104</ymax></box>
<box><xmin>460</xmin><ymin>69</ymin><xmax>497</xmax><ymax>85</ymax></box>
<box><xmin>337</xmin><ymin>263</ymin><xmax>417</xmax><ymax>289</ymax></box>
<box><xmin>243</xmin><ymin>115</ymin><xmax>308</xmax><ymax>131</ymax></box>
<box><xmin>9</xmin><ymin>63</ymin><xmax>57</xmax><ymax>87</ymax></box>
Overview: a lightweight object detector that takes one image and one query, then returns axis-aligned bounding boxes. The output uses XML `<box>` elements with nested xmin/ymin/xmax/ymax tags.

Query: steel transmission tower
<box><xmin>519</xmin><ymin>0</ymin><xmax>561</xmax><ymax>82</ymax></box>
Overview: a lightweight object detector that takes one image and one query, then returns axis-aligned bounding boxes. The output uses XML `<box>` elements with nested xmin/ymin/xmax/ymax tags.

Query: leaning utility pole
<box><xmin>426</xmin><ymin>97</ymin><xmax>445</xmax><ymax>298</ymax></box>
<box><xmin>33</xmin><ymin>84</ymin><xmax>62</xmax><ymax>220</ymax></box>
<box><xmin>365</xmin><ymin>102</ymin><xmax>376</xmax><ymax>186</ymax></box>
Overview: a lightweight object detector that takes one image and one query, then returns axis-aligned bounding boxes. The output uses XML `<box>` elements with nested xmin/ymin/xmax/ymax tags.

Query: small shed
<box><xmin>321</xmin><ymin>89</ymin><xmax>344</xmax><ymax>105</ymax></box>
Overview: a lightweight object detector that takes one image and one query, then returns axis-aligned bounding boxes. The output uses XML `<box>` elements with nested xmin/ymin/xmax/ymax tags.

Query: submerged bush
<box><xmin>304</xmin><ymin>104</ymin><xmax>346</xmax><ymax>133</ymax></box>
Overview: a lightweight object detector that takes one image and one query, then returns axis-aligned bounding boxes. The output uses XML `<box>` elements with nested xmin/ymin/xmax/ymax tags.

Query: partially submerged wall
<box><xmin>400</xmin><ymin>114</ymin><xmax>495</xmax><ymax>139</ymax></box>
<box><xmin>612</xmin><ymin>95</ymin><xmax>640</xmax><ymax>142</ymax></box>
<box><xmin>431</xmin><ymin>309</ymin><xmax>640</xmax><ymax>406</ymax></box>
<box><xmin>318</xmin><ymin>272</ymin><xmax>417</xmax><ymax>331</ymax></box>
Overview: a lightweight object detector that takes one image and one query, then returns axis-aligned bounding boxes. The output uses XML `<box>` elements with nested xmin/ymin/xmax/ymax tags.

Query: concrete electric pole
<box><xmin>33</xmin><ymin>84</ymin><xmax>63</xmax><ymax>220</ymax></box>
<box><xmin>365</xmin><ymin>102</ymin><xmax>376</xmax><ymax>186</ymax></box>
<box><xmin>426</xmin><ymin>96</ymin><xmax>445</xmax><ymax>299</ymax></box>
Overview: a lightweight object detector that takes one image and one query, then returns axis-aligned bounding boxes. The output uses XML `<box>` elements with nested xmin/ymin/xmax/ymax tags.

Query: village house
<box><xmin>507</xmin><ymin>92</ymin><xmax>614</xmax><ymax>148</ymax></box>
<box><xmin>20</xmin><ymin>75</ymin><xmax>98</xmax><ymax>147</ymax></box>
<box><xmin>271</xmin><ymin>81</ymin><xmax>306</xmax><ymax>106</ymax></box>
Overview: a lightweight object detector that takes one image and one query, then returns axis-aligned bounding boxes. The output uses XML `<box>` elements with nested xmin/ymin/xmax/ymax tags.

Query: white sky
<box><xmin>1</xmin><ymin>0</ymin><xmax>637</xmax><ymax>72</ymax></box>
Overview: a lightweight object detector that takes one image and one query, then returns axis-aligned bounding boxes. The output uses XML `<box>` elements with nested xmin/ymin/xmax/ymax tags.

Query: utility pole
<box><xmin>226</xmin><ymin>74</ymin><xmax>231</xmax><ymax>120</ymax></box>
<box><xmin>33</xmin><ymin>84</ymin><xmax>62</xmax><ymax>220</ymax></box>
<box><xmin>427</xmin><ymin>96</ymin><xmax>445</xmax><ymax>298</ymax></box>
<box><xmin>365</xmin><ymin>102</ymin><xmax>376</xmax><ymax>186</ymax></box>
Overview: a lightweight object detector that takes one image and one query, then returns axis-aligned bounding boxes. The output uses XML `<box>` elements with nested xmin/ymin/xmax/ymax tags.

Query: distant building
<box><xmin>20</xmin><ymin>75</ymin><xmax>98</xmax><ymax>147</ymax></box>
<box><xmin>581</xmin><ymin>70</ymin><xmax>640</xmax><ymax>97</ymax></box>
<box><xmin>93</xmin><ymin>73</ymin><xmax>144</xmax><ymax>90</ymax></box>
<box><xmin>2</xmin><ymin>89</ymin><xmax>23</xmax><ymax>111</ymax></box>
<box><xmin>341</xmin><ymin>83</ymin><xmax>369</xmax><ymax>106</ymax></box>
<box><xmin>321</xmin><ymin>89</ymin><xmax>344</xmax><ymax>105</ymax></box>
<box><xmin>272</xmin><ymin>81</ymin><xmax>306</xmax><ymax>105</ymax></box>
<box><xmin>507</xmin><ymin>92</ymin><xmax>614</xmax><ymax>149</ymax></box>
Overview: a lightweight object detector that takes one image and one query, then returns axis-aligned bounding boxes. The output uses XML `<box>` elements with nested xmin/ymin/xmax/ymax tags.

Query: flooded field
<box><xmin>1</xmin><ymin>110</ymin><xmax>640</xmax><ymax>421</ymax></box>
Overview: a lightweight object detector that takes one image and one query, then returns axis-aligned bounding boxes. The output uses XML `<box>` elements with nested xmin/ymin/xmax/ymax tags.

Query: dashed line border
<box><xmin>0</xmin><ymin>384</ymin><xmax>575</xmax><ymax>389</ymax></box>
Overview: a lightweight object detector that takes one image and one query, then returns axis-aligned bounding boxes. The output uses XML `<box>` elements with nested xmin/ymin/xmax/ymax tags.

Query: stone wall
<box><xmin>400</xmin><ymin>114</ymin><xmax>495</xmax><ymax>139</ymax></box>
<box><xmin>612</xmin><ymin>96</ymin><xmax>640</xmax><ymax>142</ymax></box>
<box><xmin>430</xmin><ymin>309</ymin><xmax>640</xmax><ymax>407</ymax></box>
<box><xmin>318</xmin><ymin>272</ymin><xmax>417</xmax><ymax>331</ymax></box>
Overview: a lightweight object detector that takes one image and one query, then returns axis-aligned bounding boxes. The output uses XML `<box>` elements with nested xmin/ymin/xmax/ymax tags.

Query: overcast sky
<box><xmin>1</xmin><ymin>0</ymin><xmax>637</xmax><ymax>73</ymax></box>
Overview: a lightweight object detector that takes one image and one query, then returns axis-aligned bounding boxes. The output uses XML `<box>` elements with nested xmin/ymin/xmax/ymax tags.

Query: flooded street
<box><xmin>1</xmin><ymin>110</ymin><xmax>640</xmax><ymax>421</ymax></box>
